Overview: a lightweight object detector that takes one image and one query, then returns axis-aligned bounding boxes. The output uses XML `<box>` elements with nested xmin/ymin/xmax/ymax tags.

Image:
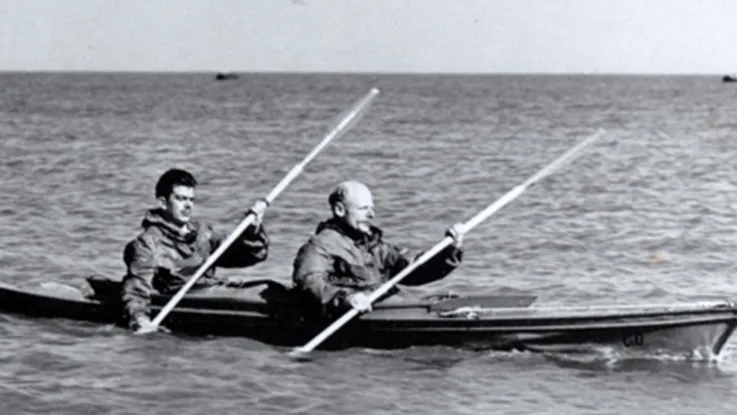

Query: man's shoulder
<box><xmin>307</xmin><ymin>226</ymin><xmax>341</xmax><ymax>245</ymax></box>
<box><xmin>302</xmin><ymin>225</ymin><xmax>355</xmax><ymax>253</ymax></box>
<box><xmin>123</xmin><ymin>229</ymin><xmax>158</xmax><ymax>265</ymax></box>
<box><xmin>126</xmin><ymin>228</ymin><xmax>157</xmax><ymax>251</ymax></box>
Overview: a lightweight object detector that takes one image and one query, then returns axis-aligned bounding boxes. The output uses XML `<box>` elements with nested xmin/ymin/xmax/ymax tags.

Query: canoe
<box><xmin>1</xmin><ymin>276</ymin><xmax>736</xmax><ymax>357</ymax></box>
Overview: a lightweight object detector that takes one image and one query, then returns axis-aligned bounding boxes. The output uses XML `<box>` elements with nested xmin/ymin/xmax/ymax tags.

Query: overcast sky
<box><xmin>2</xmin><ymin>0</ymin><xmax>736</xmax><ymax>74</ymax></box>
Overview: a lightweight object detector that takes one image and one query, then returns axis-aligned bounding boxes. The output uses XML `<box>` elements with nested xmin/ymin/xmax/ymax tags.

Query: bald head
<box><xmin>328</xmin><ymin>180</ymin><xmax>375</xmax><ymax>235</ymax></box>
<box><xmin>328</xmin><ymin>180</ymin><xmax>371</xmax><ymax>207</ymax></box>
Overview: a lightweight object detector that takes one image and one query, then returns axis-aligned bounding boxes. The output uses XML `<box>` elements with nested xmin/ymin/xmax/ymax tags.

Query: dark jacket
<box><xmin>292</xmin><ymin>218</ymin><xmax>463</xmax><ymax>316</ymax></box>
<box><xmin>121</xmin><ymin>208</ymin><xmax>269</xmax><ymax>326</ymax></box>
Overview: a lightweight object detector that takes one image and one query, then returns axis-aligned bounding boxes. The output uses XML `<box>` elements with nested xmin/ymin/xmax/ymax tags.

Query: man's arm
<box><xmin>121</xmin><ymin>237</ymin><xmax>157</xmax><ymax>330</ymax></box>
<box><xmin>382</xmin><ymin>242</ymin><xmax>463</xmax><ymax>286</ymax></box>
<box><xmin>212</xmin><ymin>222</ymin><xmax>270</xmax><ymax>268</ymax></box>
<box><xmin>292</xmin><ymin>241</ymin><xmax>351</xmax><ymax>313</ymax></box>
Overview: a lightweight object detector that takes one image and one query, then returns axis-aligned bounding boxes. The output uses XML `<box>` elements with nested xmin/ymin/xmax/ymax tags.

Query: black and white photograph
<box><xmin>2</xmin><ymin>0</ymin><xmax>737</xmax><ymax>413</ymax></box>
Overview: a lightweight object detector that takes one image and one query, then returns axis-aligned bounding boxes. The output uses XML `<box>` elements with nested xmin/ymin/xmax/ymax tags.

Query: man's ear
<box><xmin>333</xmin><ymin>202</ymin><xmax>346</xmax><ymax>218</ymax></box>
<box><xmin>157</xmin><ymin>195</ymin><xmax>168</xmax><ymax>209</ymax></box>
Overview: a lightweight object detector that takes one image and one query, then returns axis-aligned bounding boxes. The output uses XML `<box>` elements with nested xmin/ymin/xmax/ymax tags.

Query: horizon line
<box><xmin>0</xmin><ymin>69</ymin><xmax>734</xmax><ymax>77</ymax></box>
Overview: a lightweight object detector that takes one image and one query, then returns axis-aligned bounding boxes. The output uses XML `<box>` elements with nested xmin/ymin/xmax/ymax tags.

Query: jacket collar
<box><xmin>315</xmin><ymin>217</ymin><xmax>383</xmax><ymax>246</ymax></box>
<box><xmin>140</xmin><ymin>208</ymin><xmax>201</xmax><ymax>243</ymax></box>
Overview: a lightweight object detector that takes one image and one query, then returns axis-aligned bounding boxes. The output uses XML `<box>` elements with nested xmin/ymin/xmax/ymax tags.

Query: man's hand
<box><xmin>246</xmin><ymin>199</ymin><xmax>268</xmax><ymax>227</ymax></box>
<box><xmin>445</xmin><ymin>222</ymin><xmax>464</xmax><ymax>248</ymax></box>
<box><xmin>347</xmin><ymin>292</ymin><xmax>373</xmax><ymax>313</ymax></box>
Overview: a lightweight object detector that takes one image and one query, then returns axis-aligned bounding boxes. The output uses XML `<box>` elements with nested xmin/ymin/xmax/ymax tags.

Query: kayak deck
<box><xmin>0</xmin><ymin>278</ymin><xmax>736</xmax><ymax>357</ymax></box>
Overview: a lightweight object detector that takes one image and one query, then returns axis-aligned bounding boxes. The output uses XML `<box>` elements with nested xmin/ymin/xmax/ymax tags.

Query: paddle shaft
<box><xmin>292</xmin><ymin>129</ymin><xmax>606</xmax><ymax>354</ymax></box>
<box><xmin>150</xmin><ymin>88</ymin><xmax>381</xmax><ymax>328</ymax></box>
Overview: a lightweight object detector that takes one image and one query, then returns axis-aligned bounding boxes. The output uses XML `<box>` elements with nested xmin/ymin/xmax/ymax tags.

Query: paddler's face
<box><xmin>160</xmin><ymin>185</ymin><xmax>195</xmax><ymax>225</ymax></box>
<box><xmin>336</xmin><ymin>185</ymin><xmax>375</xmax><ymax>235</ymax></box>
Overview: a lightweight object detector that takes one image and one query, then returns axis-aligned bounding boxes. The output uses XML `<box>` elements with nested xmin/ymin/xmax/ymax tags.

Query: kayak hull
<box><xmin>1</xmin><ymin>278</ymin><xmax>736</xmax><ymax>357</ymax></box>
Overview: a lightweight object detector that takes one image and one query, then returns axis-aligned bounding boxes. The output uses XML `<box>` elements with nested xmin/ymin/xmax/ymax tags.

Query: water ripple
<box><xmin>2</xmin><ymin>73</ymin><xmax>737</xmax><ymax>414</ymax></box>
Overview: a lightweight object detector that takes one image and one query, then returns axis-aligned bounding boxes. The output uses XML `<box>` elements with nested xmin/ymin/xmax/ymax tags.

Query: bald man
<box><xmin>292</xmin><ymin>180</ymin><xmax>464</xmax><ymax>318</ymax></box>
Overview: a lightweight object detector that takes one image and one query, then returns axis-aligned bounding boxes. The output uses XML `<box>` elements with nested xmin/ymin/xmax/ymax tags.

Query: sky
<box><xmin>1</xmin><ymin>0</ymin><xmax>736</xmax><ymax>74</ymax></box>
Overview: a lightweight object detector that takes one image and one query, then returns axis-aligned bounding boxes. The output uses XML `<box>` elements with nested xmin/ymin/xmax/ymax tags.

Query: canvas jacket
<box><xmin>121</xmin><ymin>208</ymin><xmax>269</xmax><ymax>326</ymax></box>
<box><xmin>292</xmin><ymin>218</ymin><xmax>463</xmax><ymax>316</ymax></box>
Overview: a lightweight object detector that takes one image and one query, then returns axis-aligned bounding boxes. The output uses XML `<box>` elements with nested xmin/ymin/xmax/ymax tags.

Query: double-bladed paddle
<box><xmin>288</xmin><ymin>128</ymin><xmax>606</xmax><ymax>358</ymax></box>
<box><xmin>145</xmin><ymin>87</ymin><xmax>381</xmax><ymax>332</ymax></box>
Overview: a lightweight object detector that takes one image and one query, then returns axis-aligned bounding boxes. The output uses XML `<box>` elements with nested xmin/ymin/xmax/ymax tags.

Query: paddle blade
<box><xmin>286</xmin><ymin>347</ymin><xmax>314</xmax><ymax>362</ymax></box>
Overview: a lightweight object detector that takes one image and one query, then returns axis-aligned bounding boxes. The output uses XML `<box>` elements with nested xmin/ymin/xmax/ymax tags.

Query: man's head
<box><xmin>155</xmin><ymin>168</ymin><xmax>197</xmax><ymax>225</ymax></box>
<box><xmin>328</xmin><ymin>180</ymin><xmax>375</xmax><ymax>235</ymax></box>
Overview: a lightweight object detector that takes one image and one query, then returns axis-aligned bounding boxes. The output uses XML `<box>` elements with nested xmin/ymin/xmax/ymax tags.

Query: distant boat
<box><xmin>722</xmin><ymin>74</ymin><xmax>737</xmax><ymax>83</ymax></box>
<box><xmin>215</xmin><ymin>72</ymin><xmax>239</xmax><ymax>81</ymax></box>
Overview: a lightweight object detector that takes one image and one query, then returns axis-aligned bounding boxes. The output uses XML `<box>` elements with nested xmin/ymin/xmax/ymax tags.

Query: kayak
<box><xmin>1</xmin><ymin>276</ymin><xmax>736</xmax><ymax>357</ymax></box>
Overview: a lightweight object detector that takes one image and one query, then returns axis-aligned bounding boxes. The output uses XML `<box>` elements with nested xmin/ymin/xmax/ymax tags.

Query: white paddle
<box><xmin>146</xmin><ymin>88</ymin><xmax>381</xmax><ymax>331</ymax></box>
<box><xmin>289</xmin><ymin>128</ymin><xmax>606</xmax><ymax>357</ymax></box>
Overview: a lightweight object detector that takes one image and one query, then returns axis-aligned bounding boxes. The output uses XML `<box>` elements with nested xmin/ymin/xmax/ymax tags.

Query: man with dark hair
<box><xmin>292</xmin><ymin>180</ymin><xmax>464</xmax><ymax>317</ymax></box>
<box><xmin>122</xmin><ymin>168</ymin><xmax>270</xmax><ymax>333</ymax></box>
